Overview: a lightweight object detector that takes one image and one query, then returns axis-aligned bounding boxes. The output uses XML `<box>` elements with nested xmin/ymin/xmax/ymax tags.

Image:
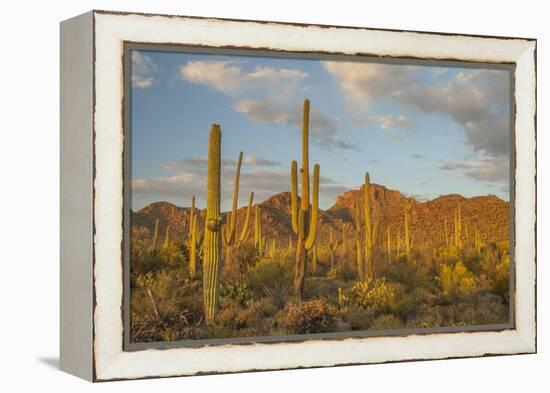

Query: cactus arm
<box><xmin>301</xmin><ymin>99</ymin><xmax>310</xmax><ymax>210</ymax></box>
<box><xmin>291</xmin><ymin>160</ymin><xmax>299</xmax><ymax>234</ymax></box>
<box><xmin>226</xmin><ymin>151</ymin><xmax>243</xmax><ymax>245</ymax></box>
<box><xmin>238</xmin><ymin>192</ymin><xmax>254</xmax><ymax>243</ymax></box>
<box><xmin>305</xmin><ymin>163</ymin><xmax>319</xmax><ymax>250</ymax></box>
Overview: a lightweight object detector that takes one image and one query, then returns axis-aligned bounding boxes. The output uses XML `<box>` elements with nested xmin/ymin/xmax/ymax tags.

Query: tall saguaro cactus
<box><xmin>203</xmin><ymin>124</ymin><xmax>223</xmax><ymax>324</ymax></box>
<box><xmin>363</xmin><ymin>172</ymin><xmax>377</xmax><ymax>279</ymax></box>
<box><xmin>290</xmin><ymin>99</ymin><xmax>320</xmax><ymax>298</ymax></box>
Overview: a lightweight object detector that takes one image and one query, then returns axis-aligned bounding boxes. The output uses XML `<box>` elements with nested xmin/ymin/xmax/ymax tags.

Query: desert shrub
<box><xmin>370</xmin><ymin>314</ymin><xmax>403</xmax><ymax>330</ymax></box>
<box><xmin>304</xmin><ymin>276</ymin><xmax>349</xmax><ymax>303</ymax></box>
<box><xmin>248</xmin><ymin>297</ymin><xmax>279</xmax><ymax>319</ymax></box>
<box><xmin>340</xmin><ymin>306</ymin><xmax>374</xmax><ymax>330</ymax></box>
<box><xmin>436</xmin><ymin>261</ymin><xmax>476</xmax><ymax>301</ymax></box>
<box><xmin>338</xmin><ymin>278</ymin><xmax>396</xmax><ymax>315</ymax></box>
<box><xmin>405</xmin><ymin>307</ymin><xmax>445</xmax><ymax>329</ymax></box>
<box><xmin>382</xmin><ymin>260</ymin><xmax>432</xmax><ymax>292</ymax></box>
<box><xmin>246</xmin><ymin>259</ymin><xmax>293</xmax><ymax>298</ymax></box>
<box><xmin>220</xmin><ymin>281</ymin><xmax>253</xmax><ymax>307</ymax></box>
<box><xmin>492</xmin><ymin>255</ymin><xmax>510</xmax><ymax>303</ymax></box>
<box><xmin>280</xmin><ymin>299</ymin><xmax>337</xmax><ymax>334</ymax></box>
<box><xmin>131</xmin><ymin>270</ymin><xmax>203</xmax><ymax>342</ymax></box>
<box><xmin>326</xmin><ymin>268</ymin><xmax>337</xmax><ymax>279</ymax></box>
<box><xmin>392</xmin><ymin>286</ymin><xmax>433</xmax><ymax>323</ymax></box>
<box><xmin>236</xmin><ymin>243</ymin><xmax>261</xmax><ymax>271</ymax></box>
<box><xmin>261</xmin><ymin>282</ymin><xmax>291</xmax><ymax>309</ymax></box>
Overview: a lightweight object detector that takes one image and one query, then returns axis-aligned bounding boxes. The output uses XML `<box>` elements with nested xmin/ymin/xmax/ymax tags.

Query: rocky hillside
<box><xmin>131</xmin><ymin>183</ymin><xmax>510</xmax><ymax>249</ymax></box>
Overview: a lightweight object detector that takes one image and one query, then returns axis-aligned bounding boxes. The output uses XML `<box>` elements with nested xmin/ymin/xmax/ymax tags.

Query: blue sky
<box><xmin>130</xmin><ymin>49</ymin><xmax>511</xmax><ymax>211</ymax></box>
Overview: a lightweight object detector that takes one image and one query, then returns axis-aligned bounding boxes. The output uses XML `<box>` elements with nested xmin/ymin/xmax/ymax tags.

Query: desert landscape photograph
<box><xmin>128</xmin><ymin>49</ymin><xmax>512</xmax><ymax>343</ymax></box>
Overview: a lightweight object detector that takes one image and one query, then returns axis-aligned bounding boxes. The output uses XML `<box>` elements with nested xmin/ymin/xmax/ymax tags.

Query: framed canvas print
<box><xmin>60</xmin><ymin>10</ymin><xmax>537</xmax><ymax>381</ymax></box>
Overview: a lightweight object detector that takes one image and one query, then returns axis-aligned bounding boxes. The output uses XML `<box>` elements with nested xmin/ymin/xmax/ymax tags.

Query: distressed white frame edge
<box><xmin>90</xmin><ymin>11</ymin><xmax>535</xmax><ymax>381</ymax></box>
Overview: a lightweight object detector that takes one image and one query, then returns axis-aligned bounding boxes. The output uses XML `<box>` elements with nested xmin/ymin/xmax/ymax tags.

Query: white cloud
<box><xmin>233</xmin><ymin>99</ymin><xmax>289</xmax><ymax>123</ymax></box>
<box><xmin>131</xmin><ymin>51</ymin><xmax>158</xmax><ymax>89</ymax></box>
<box><xmin>393</xmin><ymin>69</ymin><xmax>510</xmax><ymax>157</ymax></box>
<box><xmin>243</xmin><ymin>155</ymin><xmax>281</xmax><ymax>166</ymax></box>
<box><xmin>179</xmin><ymin>61</ymin><xmax>308</xmax><ymax>94</ymax></box>
<box><xmin>233</xmin><ymin>99</ymin><xmax>358</xmax><ymax>151</ymax></box>
<box><xmin>322</xmin><ymin>61</ymin><xmax>415</xmax><ymax>107</ymax></box>
<box><xmin>439</xmin><ymin>157</ymin><xmax>509</xmax><ymax>182</ymax></box>
<box><xmin>369</xmin><ymin>114</ymin><xmax>412</xmax><ymax>130</ymax></box>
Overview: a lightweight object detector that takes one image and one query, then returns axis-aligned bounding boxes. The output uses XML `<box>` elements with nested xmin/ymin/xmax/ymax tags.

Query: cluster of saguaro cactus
<box><xmin>203</xmin><ymin>124</ymin><xmax>223</xmax><ymax>325</ymax></box>
<box><xmin>290</xmin><ymin>99</ymin><xmax>320</xmax><ymax>298</ymax></box>
<box><xmin>150</xmin><ymin>218</ymin><xmax>160</xmax><ymax>251</ymax></box>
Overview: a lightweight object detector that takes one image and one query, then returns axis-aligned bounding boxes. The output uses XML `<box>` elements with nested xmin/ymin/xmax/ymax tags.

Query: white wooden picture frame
<box><xmin>60</xmin><ymin>10</ymin><xmax>536</xmax><ymax>381</ymax></box>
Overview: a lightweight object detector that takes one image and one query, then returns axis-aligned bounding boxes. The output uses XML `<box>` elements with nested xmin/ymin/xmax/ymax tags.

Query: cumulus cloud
<box><xmin>439</xmin><ymin>157</ymin><xmax>509</xmax><ymax>182</ymax></box>
<box><xmin>179</xmin><ymin>60</ymin><xmax>308</xmax><ymax>94</ymax></box>
<box><xmin>393</xmin><ymin>69</ymin><xmax>510</xmax><ymax>157</ymax></box>
<box><xmin>369</xmin><ymin>114</ymin><xmax>412</xmax><ymax>130</ymax></box>
<box><xmin>322</xmin><ymin>61</ymin><xmax>415</xmax><ymax>107</ymax></box>
<box><xmin>131</xmin><ymin>51</ymin><xmax>158</xmax><ymax>89</ymax></box>
<box><xmin>233</xmin><ymin>99</ymin><xmax>358</xmax><ymax>152</ymax></box>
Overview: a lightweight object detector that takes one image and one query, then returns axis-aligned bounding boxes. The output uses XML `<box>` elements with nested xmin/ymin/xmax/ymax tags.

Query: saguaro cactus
<box><xmin>386</xmin><ymin>225</ymin><xmax>391</xmax><ymax>264</ymax></box>
<box><xmin>150</xmin><ymin>218</ymin><xmax>160</xmax><ymax>251</ymax></box>
<box><xmin>329</xmin><ymin>227</ymin><xmax>338</xmax><ymax>270</ymax></box>
<box><xmin>223</xmin><ymin>152</ymin><xmax>254</xmax><ymax>248</ymax></box>
<box><xmin>203</xmin><ymin>124</ymin><xmax>223</xmax><ymax>324</ymax></box>
<box><xmin>254</xmin><ymin>205</ymin><xmax>262</xmax><ymax>253</ymax></box>
<box><xmin>403</xmin><ymin>201</ymin><xmax>412</xmax><ymax>261</ymax></box>
<box><xmin>474</xmin><ymin>225</ymin><xmax>482</xmax><ymax>257</ymax></box>
<box><xmin>290</xmin><ymin>99</ymin><xmax>320</xmax><ymax>298</ymax></box>
<box><xmin>363</xmin><ymin>173</ymin><xmax>377</xmax><ymax>279</ymax></box>
<box><xmin>163</xmin><ymin>224</ymin><xmax>171</xmax><ymax>248</ymax></box>
<box><xmin>187</xmin><ymin>195</ymin><xmax>203</xmax><ymax>278</ymax></box>
<box><xmin>454</xmin><ymin>204</ymin><xmax>462</xmax><ymax>249</ymax></box>
<box><xmin>312</xmin><ymin>244</ymin><xmax>318</xmax><ymax>273</ymax></box>
<box><xmin>444</xmin><ymin>217</ymin><xmax>449</xmax><ymax>248</ymax></box>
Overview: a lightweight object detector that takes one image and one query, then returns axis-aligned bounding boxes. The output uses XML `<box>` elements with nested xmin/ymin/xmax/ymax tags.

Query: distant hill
<box><xmin>131</xmin><ymin>183</ymin><xmax>509</xmax><ymax>249</ymax></box>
